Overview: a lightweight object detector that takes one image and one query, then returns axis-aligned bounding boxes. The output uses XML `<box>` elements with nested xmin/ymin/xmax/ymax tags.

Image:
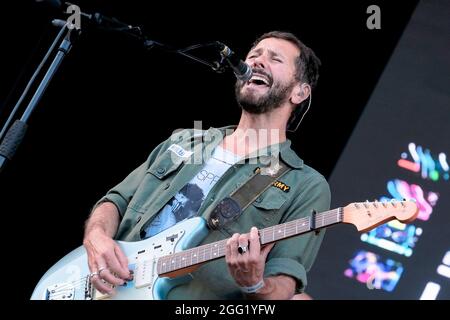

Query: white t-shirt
<box><xmin>144</xmin><ymin>145</ymin><xmax>240</xmax><ymax>238</ymax></box>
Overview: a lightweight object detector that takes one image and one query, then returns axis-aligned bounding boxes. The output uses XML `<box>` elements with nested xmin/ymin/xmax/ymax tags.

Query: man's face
<box><xmin>235</xmin><ymin>37</ymin><xmax>300</xmax><ymax>114</ymax></box>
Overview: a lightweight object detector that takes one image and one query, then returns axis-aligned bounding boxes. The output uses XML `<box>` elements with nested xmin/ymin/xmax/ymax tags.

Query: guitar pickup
<box><xmin>134</xmin><ymin>259</ymin><xmax>155</xmax><ymax>289</ymax></box>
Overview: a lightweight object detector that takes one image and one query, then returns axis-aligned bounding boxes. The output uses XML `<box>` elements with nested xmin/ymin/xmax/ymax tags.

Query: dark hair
<box><xmin>251</xmin><ymin>31</ymin><xmax>321</xmax><ymax>90</ymax></box>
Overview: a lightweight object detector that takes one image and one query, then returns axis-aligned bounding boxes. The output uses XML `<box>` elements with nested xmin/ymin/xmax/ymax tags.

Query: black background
<box><xmin>0</xmin><ymin>0</ymin><xmax>419</xmax><ymax>302</ymax></box>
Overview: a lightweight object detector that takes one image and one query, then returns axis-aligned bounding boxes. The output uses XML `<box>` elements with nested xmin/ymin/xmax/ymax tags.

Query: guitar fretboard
<box><xmin>156</xmin><ymin>207</ymin><xmax>343</xmax><ymax>275</ymax></box>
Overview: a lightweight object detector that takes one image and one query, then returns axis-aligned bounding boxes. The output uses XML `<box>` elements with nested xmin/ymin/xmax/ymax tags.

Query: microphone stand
<box><xmin>0</xmin><ymin>21</ymin><xmax>78</xmax><ymax>174</ymax></box>
<box><xmin>0</xmin><ymin>5</ymin><xmax>232</xmax><ymax>175</ymax></box>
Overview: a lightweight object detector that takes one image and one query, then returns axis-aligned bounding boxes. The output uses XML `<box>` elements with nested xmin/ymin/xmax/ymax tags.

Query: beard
<box><xmin>235</xmin><ymin>76</ymin><xmax>295</xmax><ymax>115</ymax></box>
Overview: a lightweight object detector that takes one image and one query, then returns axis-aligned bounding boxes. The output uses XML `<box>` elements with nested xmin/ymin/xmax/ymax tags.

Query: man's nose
<box><xmin>250</xmin><ymin>55</ymin><xmax>267</xmax><ymax>69</ymax></box>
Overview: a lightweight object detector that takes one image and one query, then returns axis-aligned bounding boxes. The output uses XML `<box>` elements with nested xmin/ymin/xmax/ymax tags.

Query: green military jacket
<box><xmin>95</xmin><ymin>126</ymin><xmax>331</xmax><ymax>299</ymax></box>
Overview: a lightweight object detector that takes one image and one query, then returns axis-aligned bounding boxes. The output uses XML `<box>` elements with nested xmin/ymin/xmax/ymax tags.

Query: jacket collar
<box><xmin>203</xmin><ymin>126</ymin><xmax>304</xmax><ymax>169</ymax></box>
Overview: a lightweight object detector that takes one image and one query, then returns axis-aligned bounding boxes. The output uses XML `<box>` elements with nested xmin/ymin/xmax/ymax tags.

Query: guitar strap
<box><xmin>207</xmin><ymin>160</ymin><xmax>291</xmax><ymax>230</ymax></box>
<box><xmin>129</xmin><ymin>160</ymin><xmax>291</xmax><ymax>240</ymax></box>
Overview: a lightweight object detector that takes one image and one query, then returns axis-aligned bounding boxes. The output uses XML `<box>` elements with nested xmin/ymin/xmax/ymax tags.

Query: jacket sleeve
<box><xmin>92</xmin><ymin>139</ymin><xmax>168</xmax><ymax>217</ymax></box>
<box><xmin>263</xmin><ymin>175</ymin><xmax>331</xmax><ymax>293</ymax></box>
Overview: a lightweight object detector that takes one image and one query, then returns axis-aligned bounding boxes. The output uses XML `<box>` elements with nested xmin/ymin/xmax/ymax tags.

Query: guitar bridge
<box><xmin>45</xmin><ymin>283</ymin><xmax>75</xmax><ymax>300</ymax></box>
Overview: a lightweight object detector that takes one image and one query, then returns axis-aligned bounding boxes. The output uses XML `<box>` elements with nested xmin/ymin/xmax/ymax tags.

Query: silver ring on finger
<box><xmin>98</xmin><ymin>266</ymin><xmax>107</xmax><ymax>276</ymax></box>
<box><xmin>238</xmin><ymin>245</ymin><xmax>248</xmax><ymax>254</ymax></box>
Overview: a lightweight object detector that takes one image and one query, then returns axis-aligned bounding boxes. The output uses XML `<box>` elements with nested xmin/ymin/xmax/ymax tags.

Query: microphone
<box><xmin>218</xmin><ymin>43</ymin><xmax>252</xmax><ymax>82</ymax></box>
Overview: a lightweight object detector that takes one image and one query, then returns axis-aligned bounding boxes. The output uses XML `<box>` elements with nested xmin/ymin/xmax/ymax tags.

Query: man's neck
<box><xmin>221</xmin><ymin>109</ymin><xmax>288</xmax><ymax>157</ymax></box>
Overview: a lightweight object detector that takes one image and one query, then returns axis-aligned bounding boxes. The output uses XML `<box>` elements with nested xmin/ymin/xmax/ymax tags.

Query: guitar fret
<box><xmin>204</xmin><ymin>244</ymin><xmax>209</xmax><ymax>261</ymax></box>
<box><xmin>181</xmin><ymin>252</ymin><xmax>186</xmax><ymax>267</ymax></box>
<box><xmin>203</xmin><ymin>245</ymin><xmax>208</xmax><ymax>262</ymax></box>
<box><xmin>178</xmin><ymin>253</ymin><xmax>182</xmax><ymax>269</ymax></box>
<box><xmin>200</xmin><ymin>245</ymin><xmax>205</xmax><ymax>262</ymax></box>
<box><xmin>213</xmin><ymin>243</ymin><xmax>218</xmax><ymax>257</ymax></box>
<box><xmin>174</xmin><ymin>253</ymin><xmax>178</xmax><ymax>270</ymax></box>
<box><xmin>203</xmin><ymin>244</ymin><xmax>208</xmax><ymax>261</ymax></box>
<box><xmin>175</xmin><ymin>254</ymin><xmax>181</xmax><ymax>270</ymax></box>
<box><xmin>198</xmin><ymin>246</ymin><xmax>203</xmax><ymax>262</ymax></box>
<box><xmin>192</xmin><ymin>248</ymin><xmax>196</xmax><ymax>263</ymax></box>
<box><xmin>163</xmin><ymin>257</ymin><xmax>167</xmax><ymax>273</ymax></box>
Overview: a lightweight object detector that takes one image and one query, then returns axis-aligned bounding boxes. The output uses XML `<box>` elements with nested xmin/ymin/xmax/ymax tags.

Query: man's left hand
<box><xmin>225</xmin><ymin>226</ymin><xmax>275</xmax><ymax>288</ymax></box>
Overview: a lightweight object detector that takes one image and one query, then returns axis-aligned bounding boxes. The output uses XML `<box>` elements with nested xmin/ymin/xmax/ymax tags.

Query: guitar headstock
<box><xmin>342</xmin><ymin>199</ymin><xmax>419</xmax><ymax>232</ymax></box>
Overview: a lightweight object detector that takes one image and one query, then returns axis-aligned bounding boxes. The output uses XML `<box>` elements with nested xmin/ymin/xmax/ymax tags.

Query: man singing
<box><xmin>83</xmin><ymin>31</ymin><xmax>330</xmax><ymax>299</ymax></box>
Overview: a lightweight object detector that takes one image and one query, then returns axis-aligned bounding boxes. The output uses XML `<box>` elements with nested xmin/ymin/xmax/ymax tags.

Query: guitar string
<box><xmin>44</xmin><ymin>276</ymin><xmax>91</xmax><ymax>298</ymax></box>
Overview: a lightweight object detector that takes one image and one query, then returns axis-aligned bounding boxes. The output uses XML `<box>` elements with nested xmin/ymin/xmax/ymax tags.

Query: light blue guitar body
<box><xmin>31</xmin><ymin>217</ymin><xmax>209</xmax><ymax>300</ymax></box>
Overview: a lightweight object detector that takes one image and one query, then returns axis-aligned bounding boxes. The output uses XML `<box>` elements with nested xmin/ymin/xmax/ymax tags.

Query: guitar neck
<box><xmin>157</xmin><ymin>207</ymin><xmax>343</xmax><ymax>276</ymax></box>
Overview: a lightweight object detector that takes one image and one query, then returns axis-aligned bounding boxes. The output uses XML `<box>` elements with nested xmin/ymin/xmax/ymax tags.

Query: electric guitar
<box><xmin>31</xmin><ymin>200</ymin><xmax>418</xmax><ymax>300</ymax></box>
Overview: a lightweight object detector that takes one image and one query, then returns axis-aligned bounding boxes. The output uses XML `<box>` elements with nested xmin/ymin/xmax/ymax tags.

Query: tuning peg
<box><xmin>364</xmin><ymin>200</ymin><xmax>370</xmax><ymax>209</ymax></box>
<box><xmin>354</xmin><ymin>203</ymin><xmax>360</xmax><ymax>209</ymax></box>
<box><xmin>373</xmin><ymin>200</ymin><xmax>379</xmax><ymax>208</ymax></box>
<box><xmin>390</xmin><ymin>199</ymin><xmax>397</xmax><ymax>207</ymax></box>
<box><xmin>382</xmin><ymin>201</ymin><xmax>388</xmax><ymax>208</ymax></box>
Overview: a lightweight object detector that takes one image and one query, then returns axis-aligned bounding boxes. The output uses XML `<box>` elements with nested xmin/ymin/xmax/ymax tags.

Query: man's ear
<box><xmin>291</xmin><ymin>83</ymin><xmax>310</xmax><ymax>105</ymax></box>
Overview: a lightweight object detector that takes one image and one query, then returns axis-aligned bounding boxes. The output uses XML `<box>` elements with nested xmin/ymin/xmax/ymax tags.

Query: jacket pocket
<box><xmin>128</xmin><ymin>150</ymin><xmax>184</xmax><ymax>212</ymax></box>
<box><xmin>252</xmin><ymin>189</ymin><xmax>289</xmax><ymax>210</ymax></box>
<box><xmin>221</xmin><ymin>189</ymin><xmax>290</xmax><ymax>236</ymax></box>
<box><xmin>147</xmin><ymin>150</ymin><xmax>185</xmax><ymax>179</ymax></box>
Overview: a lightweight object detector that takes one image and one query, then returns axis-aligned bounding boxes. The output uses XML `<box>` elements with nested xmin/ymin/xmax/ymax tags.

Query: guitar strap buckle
<box><xmin>208</xmin><ymin>197</ymin><xmax>242</xmax><ymax>230</ymax></box>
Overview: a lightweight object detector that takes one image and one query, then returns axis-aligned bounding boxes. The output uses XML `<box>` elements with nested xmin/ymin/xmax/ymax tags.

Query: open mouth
<box><xmin>247</xmin><ymin>73</ymin><xmax>272</xmax><ymax>87</ymax></box>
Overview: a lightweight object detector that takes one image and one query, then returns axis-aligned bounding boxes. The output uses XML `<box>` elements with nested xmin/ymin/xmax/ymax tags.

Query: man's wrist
<box><xmin>239</xmin><ymin>279</ymin><xmax>265</xmax><ymax>294</ymax></box>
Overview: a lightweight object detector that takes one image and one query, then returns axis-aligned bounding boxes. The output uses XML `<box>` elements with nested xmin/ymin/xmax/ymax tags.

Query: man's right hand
<box><xmin>83</xmin><ymin>201</ymin><xmax>132</xmax><ymax>294</ymax></box>
<box><xmin>83</xmin><ymin>226</ymin><xmax>132</xmax><ymax>294</ymax></box>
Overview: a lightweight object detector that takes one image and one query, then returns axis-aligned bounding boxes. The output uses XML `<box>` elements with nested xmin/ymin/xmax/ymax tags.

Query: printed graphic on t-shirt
<box><xmin>144</xmin><ymin>145</ymin><xmax>240</xmax><ymax>238</ymax></box>
<box><xmin>143</xmin><ymin>183</ymin><xmax>203</xmax><ymax>237</ymax></box>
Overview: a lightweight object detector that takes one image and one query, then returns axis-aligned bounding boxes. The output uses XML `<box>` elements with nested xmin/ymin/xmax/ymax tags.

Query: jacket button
<box><xmin>256</xmin><ymin>197</ymin><xmax>262</xmax><ymax>203</ymax></box>
<box><xmin>164</xmin><ymin>183</ymin><xmax>170</xmax><ymax>190</ymax></box>
<box><xmin>157</xmin><ymin>167</ymin><xmax>166</xmax><ymax>174</ymax></box>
